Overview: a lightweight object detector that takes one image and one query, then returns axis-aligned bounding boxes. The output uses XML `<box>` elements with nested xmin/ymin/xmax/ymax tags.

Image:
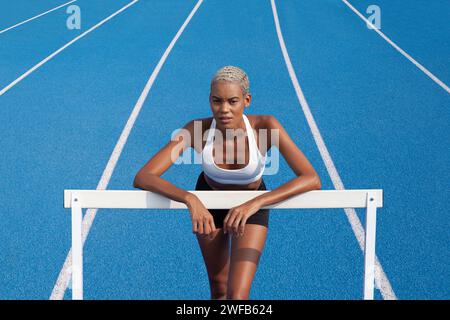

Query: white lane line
<box><xmin>0</xmin><ymin>0</ymin><xmax>139</xmax><ymax>97</ymax></box>
<box><xmin>342</xmin><ymin>0</ymin><xmax>450</xmax><ymax>95</ymax></box>
<box><xmin>0</xmin><ymin>0</ymin><xmax>77</xmax><ymax>35</ymax></box>
<box><xmin>49</xmin><ymin>0</ymin><xmax>205</xmax><ymax>300</ymax></box>
<box><xmin>270</xmin><ymin>0</ymin><xmax>397</xmax><ymax>300</ymax></box>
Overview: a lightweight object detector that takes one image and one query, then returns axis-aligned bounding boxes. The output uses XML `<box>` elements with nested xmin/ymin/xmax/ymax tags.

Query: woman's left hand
<box><xmin>223</xmin><ymin>199</ymin><xmax>262</xmax><ymax>237</ymax></box>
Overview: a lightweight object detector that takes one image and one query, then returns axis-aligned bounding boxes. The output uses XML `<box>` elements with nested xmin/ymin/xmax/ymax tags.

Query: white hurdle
<box><xmin>64</xmin><ymin>189</ymin><xmax>383</xmax><ymax>300</ymax></box>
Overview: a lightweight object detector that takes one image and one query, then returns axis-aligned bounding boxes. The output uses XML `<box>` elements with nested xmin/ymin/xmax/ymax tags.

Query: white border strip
<box><xmin>342</xmin><ymin>0</ymin><xmax>450</xmax><ymax>95</ymax></box>
<box><xmin>270</xmin><ymin>0</ymin><xmax>397</xmax><ymax>300</ymax></box>
<box><xmin>50</xmin><ymin>0</ymin><xmax>205</xmax><ymax>300</ymax></box>
<box><xmin>0</xmin><ymin>0</ymin><xmax>77</xmax><ymax>35</ymax></box>
<box><xmin>0</xmin><ymin>0</ymin><xmax>139</xmax><ymax>97</ymax></box>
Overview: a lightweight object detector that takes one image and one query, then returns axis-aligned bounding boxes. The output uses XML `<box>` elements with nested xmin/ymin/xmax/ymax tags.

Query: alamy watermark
<box><xmin>366</xmin><ymin>5</ymin><xmax>381</xmax><ymax>30</ymax></box>
<box><xmin>66</xmin><ymin>5</ymin><xmax>81</xmax><ymax>30</ymax></box>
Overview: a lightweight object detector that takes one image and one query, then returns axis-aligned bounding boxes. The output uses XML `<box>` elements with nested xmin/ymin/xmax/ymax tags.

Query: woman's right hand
<box><xmin>186</xmin><ymin>193</ymin><xmax>216</xmax><ymax>238</ymax></box>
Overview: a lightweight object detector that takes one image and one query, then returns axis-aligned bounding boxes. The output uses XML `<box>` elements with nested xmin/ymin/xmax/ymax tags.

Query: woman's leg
<box><xmin>196</xmin><ymin>229</ymin><xmax>231</xmax><ymax>299</ymax></box>
<box><xmin>227</xmin><ymin>224</ymin><xmax>268</xmax><ymax>300</ymax></box>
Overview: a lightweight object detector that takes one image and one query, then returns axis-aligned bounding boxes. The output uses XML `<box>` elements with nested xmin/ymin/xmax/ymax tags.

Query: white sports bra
<box><xmin>201</xmin><ymin>114</ymin><xmax>267</xmax><ymax>185</ymax></box>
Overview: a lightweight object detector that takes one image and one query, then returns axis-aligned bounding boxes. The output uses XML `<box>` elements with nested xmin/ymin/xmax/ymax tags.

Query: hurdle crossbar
<box><xmin>64</xmin><ymin>189</ymin><xmax>383</xmax><ymax>300</ymax></box>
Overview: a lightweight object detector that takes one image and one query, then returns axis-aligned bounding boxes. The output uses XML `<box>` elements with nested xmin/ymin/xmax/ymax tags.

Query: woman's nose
<box><xmin>218</xmin><ymin>102</ymin><xmax>231</xmax><ymax>111</ymax></box>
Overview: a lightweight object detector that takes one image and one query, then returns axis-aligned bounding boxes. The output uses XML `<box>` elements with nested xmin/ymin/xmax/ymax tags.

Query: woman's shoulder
<box><xmin>181</xmin><ymin>117</ymin><xmax>213</xmax><ymax>137</ymax></box>
<box><xmin>246</xmin><ymin>114</ymin><xmax>278</xmax><ymax>130</ymax></box>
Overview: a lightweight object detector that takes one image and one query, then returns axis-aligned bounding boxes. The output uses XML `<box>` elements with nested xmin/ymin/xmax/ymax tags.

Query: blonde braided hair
<box><xmin>210</xmin><ymin>65</ymin><xmax>250</xmax><ymax>96</ymax></box>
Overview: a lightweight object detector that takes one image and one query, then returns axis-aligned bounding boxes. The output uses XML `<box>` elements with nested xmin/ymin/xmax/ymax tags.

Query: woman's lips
<box><xmin>219</xmin><ymin>117</ymin><xmax>232</xmax><ymax>124</ymax></box>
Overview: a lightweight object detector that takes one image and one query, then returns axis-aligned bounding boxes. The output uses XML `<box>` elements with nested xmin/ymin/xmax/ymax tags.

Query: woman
<box><xmin>133</xmin><ymin>66</ymin><xmax>321</xmax><ymax>300</ymax></box>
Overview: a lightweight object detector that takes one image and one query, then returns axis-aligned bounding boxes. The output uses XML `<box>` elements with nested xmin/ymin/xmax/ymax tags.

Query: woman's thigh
<box><xmin>196</xmin><ymin>229</ymin><xmax>231</xmax><ymax>283</ymax></box>
<box><xmin>227</xmin><ymin>224</ymin><xmax>268</xmax><ymax>297</ymax></box>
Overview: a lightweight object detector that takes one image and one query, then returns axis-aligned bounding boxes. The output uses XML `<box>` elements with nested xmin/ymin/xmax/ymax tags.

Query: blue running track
<box><xmin>0</xmin><ymin>0</ymin><xmax>448</xmax><ymax>299</ymax></box>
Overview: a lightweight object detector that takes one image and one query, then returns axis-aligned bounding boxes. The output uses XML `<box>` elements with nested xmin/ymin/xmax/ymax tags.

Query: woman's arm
<box><xmin>133</xmin><ymin>119</ymin><xmax>217</xmax><ymax>237</ymax></box>
<box><xmin>252</xmin><ymin>115</ymin><xmax>322</xmax><ymax>207</ymax></box>
<box><xmin>133</xmin><ymin>120</ymin><xmax>197</xmax><ymax>205</ymax></box>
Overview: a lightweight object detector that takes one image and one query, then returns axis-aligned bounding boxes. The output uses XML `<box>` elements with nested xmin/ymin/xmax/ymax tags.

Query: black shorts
<box><xmin>194</xmin><ymin>171</ymin><xmax>269</xmax><ymax>228</ymax></box>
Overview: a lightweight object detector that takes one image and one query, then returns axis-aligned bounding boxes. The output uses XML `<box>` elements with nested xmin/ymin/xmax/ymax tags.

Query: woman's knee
<box><xmin>210</xmin><ymin>278</ymin><xmax>228</xmax><ymax>299</ymax></box>
<box><xmin>226</xmin><ymin>287</ymin><xmax>250</xmax><ymax>300</ymax></box>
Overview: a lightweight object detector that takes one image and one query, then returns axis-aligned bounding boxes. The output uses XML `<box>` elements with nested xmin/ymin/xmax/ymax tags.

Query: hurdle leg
<box><xmin>71</xmin><ymin>194</ymin><xmax>83</xmax><ymax>300</ymax></box>
<box><xmin>363</xmin><ymin>191</ymin><xmax>377</xmax><ymax>300</ymax></box>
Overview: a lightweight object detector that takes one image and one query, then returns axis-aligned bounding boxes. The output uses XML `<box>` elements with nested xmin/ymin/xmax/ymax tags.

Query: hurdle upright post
<box><xmin>71</xmin><ymin>193</ymin><xmax>83</xmax><ymax>300</ymax></box>
<box><xmin>363</xmin><ymin>191</ymin><xmax>378</xmax><ymax>300</ymax></box>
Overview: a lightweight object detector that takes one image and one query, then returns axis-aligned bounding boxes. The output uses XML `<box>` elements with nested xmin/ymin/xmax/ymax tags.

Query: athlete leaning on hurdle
<box><xmin>133</xmin><ymin>65</ymin><xmax>321</xmax><ymax>300</ymax></box>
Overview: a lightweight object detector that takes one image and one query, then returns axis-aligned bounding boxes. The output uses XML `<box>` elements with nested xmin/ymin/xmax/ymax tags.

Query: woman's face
<box><xmin>209</xmin><ymin>81</ymin><xmax>251</xmax><ymax>129</ymax></box>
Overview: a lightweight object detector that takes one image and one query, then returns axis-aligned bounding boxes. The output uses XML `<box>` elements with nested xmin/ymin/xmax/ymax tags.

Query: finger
<box><xmin>223</xmin><ymin>210</ymin><xmax>232</xmax><ymax>234</ymax></box>
<box><xmin>192</xmin><ymin>220</ymin><xmax>198</xmax><ymax>234</ymax></box>
<box><xmin>209</xmin><ymin>218</ymin><xmax>217</xmax><ymax>233</ymax></box>
<box><xmin>223</xmin><ymin>208</ymin><xmax>233</xmax><ymax>224</ymax></box>
<box><xmin>232</xmin><ymin>215</ymin><xmax>242</xmax><ymax>237</ymax></box>
<box><xmin>204</xmin><ymin>220</ymin><xmax>211</xmax><ymax>236</ymax></box>
<box><xmin>225</xmin><ymin>211</ymin><xmax>237</xmax><ymax>235</ymax></box>
<box><xmin>207</xmin><ymin>220</ymin><xmax>216</xmax><ymax>240</ymax></box>
<box><xmin>223</xmin><ymin>212</ymin><xmax>231</xmax><ymax>234</ymax></box>
<box><xmin>238</xmin><ymin>217</ymin><xmax>247</xmax><ymax>237</ymax></box>
<box><xmin>198</xmin><ymin>220</ymin><xmax>204</xmax><ymax>235</ymax></box>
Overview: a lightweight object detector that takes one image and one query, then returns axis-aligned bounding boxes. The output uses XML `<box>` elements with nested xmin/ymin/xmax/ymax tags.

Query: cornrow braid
<box><xmin>211</xmin><ymin>65</ymin><xmax>250</xmax><ymax>95</ymax></box>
